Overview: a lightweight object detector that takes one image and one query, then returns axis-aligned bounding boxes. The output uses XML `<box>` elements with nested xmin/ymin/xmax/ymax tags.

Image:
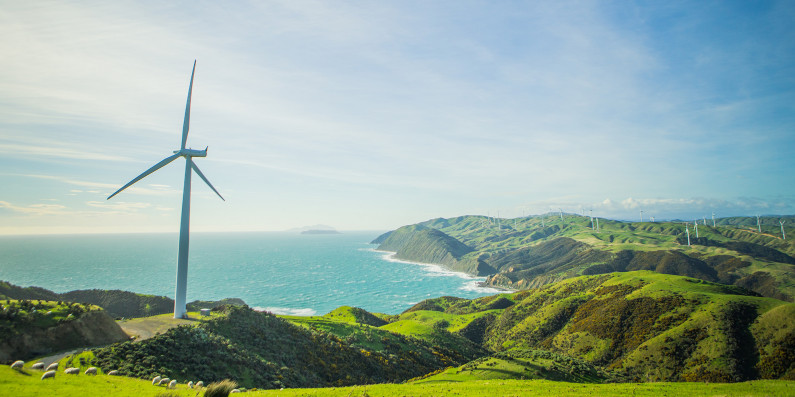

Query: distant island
<box><xmin>301</xmin><ymin>229</ymin><xmax>342</xmax><ymax>235</ymax></box>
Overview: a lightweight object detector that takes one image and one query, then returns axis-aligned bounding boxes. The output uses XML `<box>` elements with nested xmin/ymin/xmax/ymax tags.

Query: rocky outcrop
<box><xmin>0</xmin><ymin>310</ymin><xmax>130</xmax><ymax>362</ymax></box>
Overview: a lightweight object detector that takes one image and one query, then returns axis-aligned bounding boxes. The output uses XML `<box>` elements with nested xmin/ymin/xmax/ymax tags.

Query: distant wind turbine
<box><xmin>107</xmin><ymin>61</ymin><xmax>224</xmax><ymax>319</ymax></box>
<box><xmin>640</xmin><ymin>209</ymin><xmax>644</xmax><ymax>223</ymax></box>
<box><xmin>595</xmin><ymin>217</ymin><xmax>599</xmax><ymax>231</ymax></box>
<box><xmin>781</xmin><ymin>220</ymin><xmax>787</xmax><ymax>240</ymax></box>
<box><xmin>757</xmin><ymin>215</ymin><xmax>761</xmax><ymax>233</ymax></box>
<box><xmin>694</xmin><ymin>220</ymin><xmax>699</xmax><ymax>239</ymax></box>
<box><xmin>685</xmin><ymin>223</ymin><xmax>691</xmax><ymax>246</ymax></box>
<box><xmin>558</xmin><ymin>208</ymin><xmax>563</xmax><ymax>220</ymax></box>
<box><xmin>589</xmin><ymin>209</ymin><xmax>594</xmax><ymax>230</ymax></box>
<box><xmin>712</xmin><ymin>212</ymin><xmax>716</xmax><ymax>227</ymax></box>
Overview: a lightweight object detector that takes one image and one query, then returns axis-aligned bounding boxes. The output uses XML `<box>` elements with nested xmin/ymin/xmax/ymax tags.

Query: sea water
<box><xmin>0</xmin><ymin>232</ymin><xmax>501</xmax><ymax>315</ymax></box>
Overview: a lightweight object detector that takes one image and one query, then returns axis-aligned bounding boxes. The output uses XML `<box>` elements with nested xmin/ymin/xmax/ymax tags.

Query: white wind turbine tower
<box><xmin>589</xmin><ymin>209</ymin><xmax>594</xmax><ymax>230</ymax></box>
<box><xmin>781</xmin><ymin>220</ymin><xmax>787</xmax><ymax>240</ymax></box>
<box><xmin>107</xmin><ymin>61</ymin><xmax>224</xmax><ymax>319</ymax></box>
<box><xmin>685</xmin><ymin>223</ymin><xmax>691</xmax><ymax>246</ymax></box>
<box><xmin>712</xmin><ymin>212</ymin><xmax>716</xmax><ymax>227</ymax></box>
<box><xmin>757</xmin><ymin>215</ymin><xmax>761</xmax><ymax>233</ymax></box>
<box><xmin>694</xmin><ymin>220</ymin><xmax>699</xmax><ymax>238</ymax></box>
<box><xmin>640</xmin><ymin>209</ymin><xmax>644</xmax><ymax>223</ymax></box>
<box><xmin>558</xmin><ymin>208</ymin><xmax>563</xmax><ymax>220</ymax></box>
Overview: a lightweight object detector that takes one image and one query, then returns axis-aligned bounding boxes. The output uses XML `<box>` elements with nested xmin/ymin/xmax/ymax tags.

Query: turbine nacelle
<box><xmin>174</xmin><ymin>147</ymin><xmax>208</xmax><ymax>157</ymax></box>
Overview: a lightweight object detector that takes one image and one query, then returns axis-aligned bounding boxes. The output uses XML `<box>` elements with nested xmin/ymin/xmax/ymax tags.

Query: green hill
<box><xmin>399</xmin><ymin>271</ymin><xmax>795</xmax><ymax>382</ymax></box>
<box><xmin>0</xmin><ymin>299</ymin><xmax>129</xmax><ymax>362</ymax></box>
<box><xmin>87</xmin><ymin>304</ymin><xmax>485</xmax><ymax>389</ymax></box>
<box><xmin>374</xmin><ymin>215</ymin><xmax>795</xmax><ymax>301</ymax></box>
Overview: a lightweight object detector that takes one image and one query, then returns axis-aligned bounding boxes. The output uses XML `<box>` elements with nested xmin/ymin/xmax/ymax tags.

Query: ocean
<box><xmin>0</xmin><ymin>231</ymin><xmax>501</xmax><ymax>315</ymax></box>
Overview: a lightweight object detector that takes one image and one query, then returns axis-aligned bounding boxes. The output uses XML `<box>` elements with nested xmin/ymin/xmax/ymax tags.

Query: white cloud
<box><xmin>0</xmin><ymin>201</ymin><xmax>67</xmax><ymax>216</ymax></box>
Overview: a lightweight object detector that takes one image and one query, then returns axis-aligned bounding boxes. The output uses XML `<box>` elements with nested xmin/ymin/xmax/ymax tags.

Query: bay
<box><xmin>0</xmin><ymin>231</ymin><xmax>501</xmax><ymax>315</ymax></box>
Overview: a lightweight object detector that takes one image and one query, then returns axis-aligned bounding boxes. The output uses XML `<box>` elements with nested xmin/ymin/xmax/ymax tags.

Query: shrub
<box><xmin>204</xmin><ymin>379</ymin><xmax>238</xmax><ymax>397</ymax></box>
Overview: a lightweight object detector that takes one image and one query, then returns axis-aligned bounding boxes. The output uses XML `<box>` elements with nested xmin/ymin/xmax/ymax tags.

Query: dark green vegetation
<box><xmin>88</xmin><ymin>305</ymin><xmax>483</xmax><ymax>389</ymax></box>
<box><xmin>0</xmin><ymin>280</ymin><xmax>244</xmax><ymax>318</ymax></box>
<box><xmin>373</xmin><ymin>214</ymin><xmax>795</xmax><ymax>301</ymax></box>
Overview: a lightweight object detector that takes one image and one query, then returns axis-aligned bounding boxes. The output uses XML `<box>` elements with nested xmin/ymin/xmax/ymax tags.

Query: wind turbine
<box><xmin>781</xmin><ymin>220</ymin><xmax>787</xmax><ymax>240</ymax></box>
<box><xmin>640</xmin><ymin>209</ymin><xmax>644</xmax><ymax>223</ymax></box>
<box><xmin>694</xmin><ymin>220</ymin><xmax>699</xmax><ymax>238</ymax></box>
<box><xmin>558</xmin><ymin>208</ymin><xmax>563</xmax><ymax>220</ymax></box>
<box><xmin>756</xmin><ymin>215</ymin><xmax>761</xmax><ymax>233</ymax></box>
<box><xmin>107</xmin><ymin>61</ymin><xmax>224</xmax><ymax>319</ymax></box>
<box><xmin>685</xmin><ymin>223</ymin><xmax>691</xmax><ymax>246</ymax></box>
<box><xmin>712</xmin><ymin>212</ymin><xmax>716</xmax><ymax>227</ymax></box>
<box><xmin>589</xmin><ymin>209</ymin><xmax>594</xmax><ymax>230</ymax></box>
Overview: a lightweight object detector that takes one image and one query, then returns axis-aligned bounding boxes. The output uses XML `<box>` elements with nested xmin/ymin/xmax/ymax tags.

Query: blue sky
<box><xmin>0</xmin><ymin>0</ymin><xmax>793</xmax><ymax>234</ymax></box>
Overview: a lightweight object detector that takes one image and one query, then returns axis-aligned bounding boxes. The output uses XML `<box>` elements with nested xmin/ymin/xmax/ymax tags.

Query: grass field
<box><xmin>2</xmin><ymin>366</ymin><xmax>793</xmax><ymax>397</ymax></box>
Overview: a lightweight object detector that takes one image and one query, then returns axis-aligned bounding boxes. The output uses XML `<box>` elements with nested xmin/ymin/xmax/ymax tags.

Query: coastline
<box><xmin>370</xmin><ymin>248</ymin><xmax>509</xmax><ymax>294</ymax></box>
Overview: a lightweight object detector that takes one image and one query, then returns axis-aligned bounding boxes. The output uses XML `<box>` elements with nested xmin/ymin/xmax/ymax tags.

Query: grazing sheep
<box><xmin>168</xmin><ymin>379</ymin><xmax>176</xmax><ymax>389</ymax></box>
<box><xmin>231</xmin><ymin>389</ymin><xmax>241</xmax><ymax>393</ymax></box>
<box><xmin>31</xmin><ymin>362</ymin><xmax>45</xmax><ymax>370</ymax></box>
<box><xmin>84</xmin><ymin>367</ymin><xmax>97</xmax><ymax>375</ymax></box>
<box><xmin>64</xmin><ymin>367</ymin><xmax>79</xmax><ymax>375</ymax></box>
<box><xmin>187</xmin><ymin>381</ymin><xmax>194</xmax><ymax>388</ymax></box>
<box><xmin>108</xmin><ymin>370</ymin><xmax>119</xmax><ymax>376</ymax></box>
<box><xmin>152</xmin><ymin>375</ymin><xmax>162</xmax><ymax>385</ymax></box>
<box><xmin>195</xmin><ymin>381</ymin><xmax>204</xmax><ymax>387</ymax></box>
<box><xmin>10</xmin><ymin>360</ymin><xmax>24</xmax><ymax>370</ymax></box>
<box><xmin>41</xmin><ymin>370</ymin><xmax>56</xmax><ymax>380</ymax></box>
<box><xmin>158</xmin><ymin>377</ymin><xmax>170</xmax><ymax>386</ymax></box>
<box><xmin>46</xmin><ymin>363</ymin><xmax>59</xmax><ymax>371</ymax></box>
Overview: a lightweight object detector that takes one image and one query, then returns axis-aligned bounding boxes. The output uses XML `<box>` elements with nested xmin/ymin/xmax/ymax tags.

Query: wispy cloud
<box><xmin>0</xmin><ymin>201</ymin><xmax>67</xmax><ymax>216</ymax></box>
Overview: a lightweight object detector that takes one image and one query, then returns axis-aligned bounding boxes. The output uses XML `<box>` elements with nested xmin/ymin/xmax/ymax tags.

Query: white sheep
<box><xmin>152</xmin><ymin>375</ymin><xmax>162</xmax><ymax>385</ymax></box>
<box><xmin>84</xmin><ymin>367</ymin><xmax>97</xmax><ymax>375</ymax></box>
<box><xmin>64</xmin><ymin>367</ymin><xmax>79</xmax><ymax>375</ymax></box>
<box><xmin>158</xmin><ymin>377</ymin><xmax>170</xmax><ymax>386</ymax></box>
<box><xmin>231</xmin><ymin>389</ymin><xmax>240</xmax><ymax>393</ymax></box>
<box><xmin>195</xmin><ymin>380</ymin><xmax>204</xmax><ymax>387</ymax></box>
<box><xmin>46</xmin><ymin>363</ymin><xmax>59</xmax><ymax>371</ymax></box>
<box><xmin>31</xmin><ymin>362</ymin><xmax>45</xmax><ymax>370</ymax></box>
<box><xmin>187</xmin><ymin>381</ymin><xmax>194</xmax><ymax>388</ymax></box>
<box><xmin>41</xmin><ymin>370</ymin><xmax>56</xmax><ymax>380</ymax></box>
<box><xmin>168</xmin><ymin>379</ymin><xmax>177</xmax><ymax>389</ymax></box>
<box><xmin>10</xmin><ymin>360</ymin><xmax>24</xmax><ymax>370</ymax></box>
<box><xmin>108</xmin><ymin>370</ymin><xmax>119</xmax><ymax>376</ymax></box>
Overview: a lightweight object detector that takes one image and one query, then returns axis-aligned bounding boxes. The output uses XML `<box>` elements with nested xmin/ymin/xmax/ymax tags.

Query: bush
<box><xmin>204</xmin><ymin>379</ymin><xmax>238</xmax><ymax>397</ymax></box>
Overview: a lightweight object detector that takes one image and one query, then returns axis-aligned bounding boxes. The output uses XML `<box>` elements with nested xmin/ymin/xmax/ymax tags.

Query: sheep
<box><xmin>10</xmin><ymin>360</ymin><xmax>24</xmax><ymax>370</ymax></box>
<box><xmin>158</xmin><ymin>377</ymin><xmax>170</xmax><ymax>386</ymax></box>
<box><xmin>187</xmin><ymin>381</ymin><xmax>194</xmax><ymax>388</ymax></box>
<box><xmin>168</xmin><ymin>379</ymin><xmax>177</xmax><ymax>389</ymax></box>
<box><xmin>195</xmin><ymin>381</ymin><xmax>204</xmax><ymax>388</ymax></box>
<box><xmin>31</xmin><ymin>362</ymin><xmax>45</xmax><ymax>370</ymax></box>
<box><xmin>46</xmin><ymin>363</ymin><xmax>59</xmax><ymax>371</ymax></box>
<box><xmin>41</xmin><ymin>370</ymin><xmax>56</xmax><ymax>380</ymax></box>
<box><xmin>108</xmin><ymin>370</ymin><xmax>119</xmax><ymax>376</ymax></box>
<box><xmin>64</xmin><ymin>367</ymin><xmax>79</xmax><ymax>375</ymax></box>
<box><xmin>84</xmin><ymin>367</ymin><xmax>97</xmax><ymax>375</ymax></box>
<box><xmin>152</xmin><ymin>376</ymin><xmax>162</xmax><ymax>385</ymax></box>
<box><xmin>231</xmin><ymin>389</ymin><xmax>241</xmax><ymax>393</ymax></box>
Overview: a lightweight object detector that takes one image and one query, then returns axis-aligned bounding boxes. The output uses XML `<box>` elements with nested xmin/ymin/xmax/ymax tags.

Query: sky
<box><xmin>0</xmin><ymin>0</ymin><xmax>793</xmax><ymax>234</ymax></box>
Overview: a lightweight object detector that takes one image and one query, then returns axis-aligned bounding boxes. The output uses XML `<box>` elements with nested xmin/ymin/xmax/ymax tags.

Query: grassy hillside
<box><xmin>1</xmin><ymin>365</ymin><xmax>793</xmax><ymax>397</ymax></box>
<box><xmin>399</xmin><ymin>271</ymin><xmax>795</xmax><ymax>382</ymax></box>
<box><xmin>0</xmin><ymin>299</ymin><xmax>128</xmax><ymax>362</ymax></box>
<box><xmin>87</xmin><ymin>305</ymin><xmax>484</xmax><ymax>389</ymax></box>
<box><xmin>375</xmin><ymin>214</ymin><xmax>795</xmax><ymax>301</ymax></box>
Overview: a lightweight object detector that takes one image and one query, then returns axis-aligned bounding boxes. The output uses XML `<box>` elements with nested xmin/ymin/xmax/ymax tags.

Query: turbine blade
<box><xmin>107</xmin><ymin>153</ymin><xmax>180</xmax><ymax>199</ymax></box>
<box><xmin>181</xmin><ymin>60</ymin><xmax>197</xmax><ymax>150</ymax></box>
<box><xmin>190</xmin><ymin>162</ymin><xmax>225</xmax><ymax>201</ymax></box>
